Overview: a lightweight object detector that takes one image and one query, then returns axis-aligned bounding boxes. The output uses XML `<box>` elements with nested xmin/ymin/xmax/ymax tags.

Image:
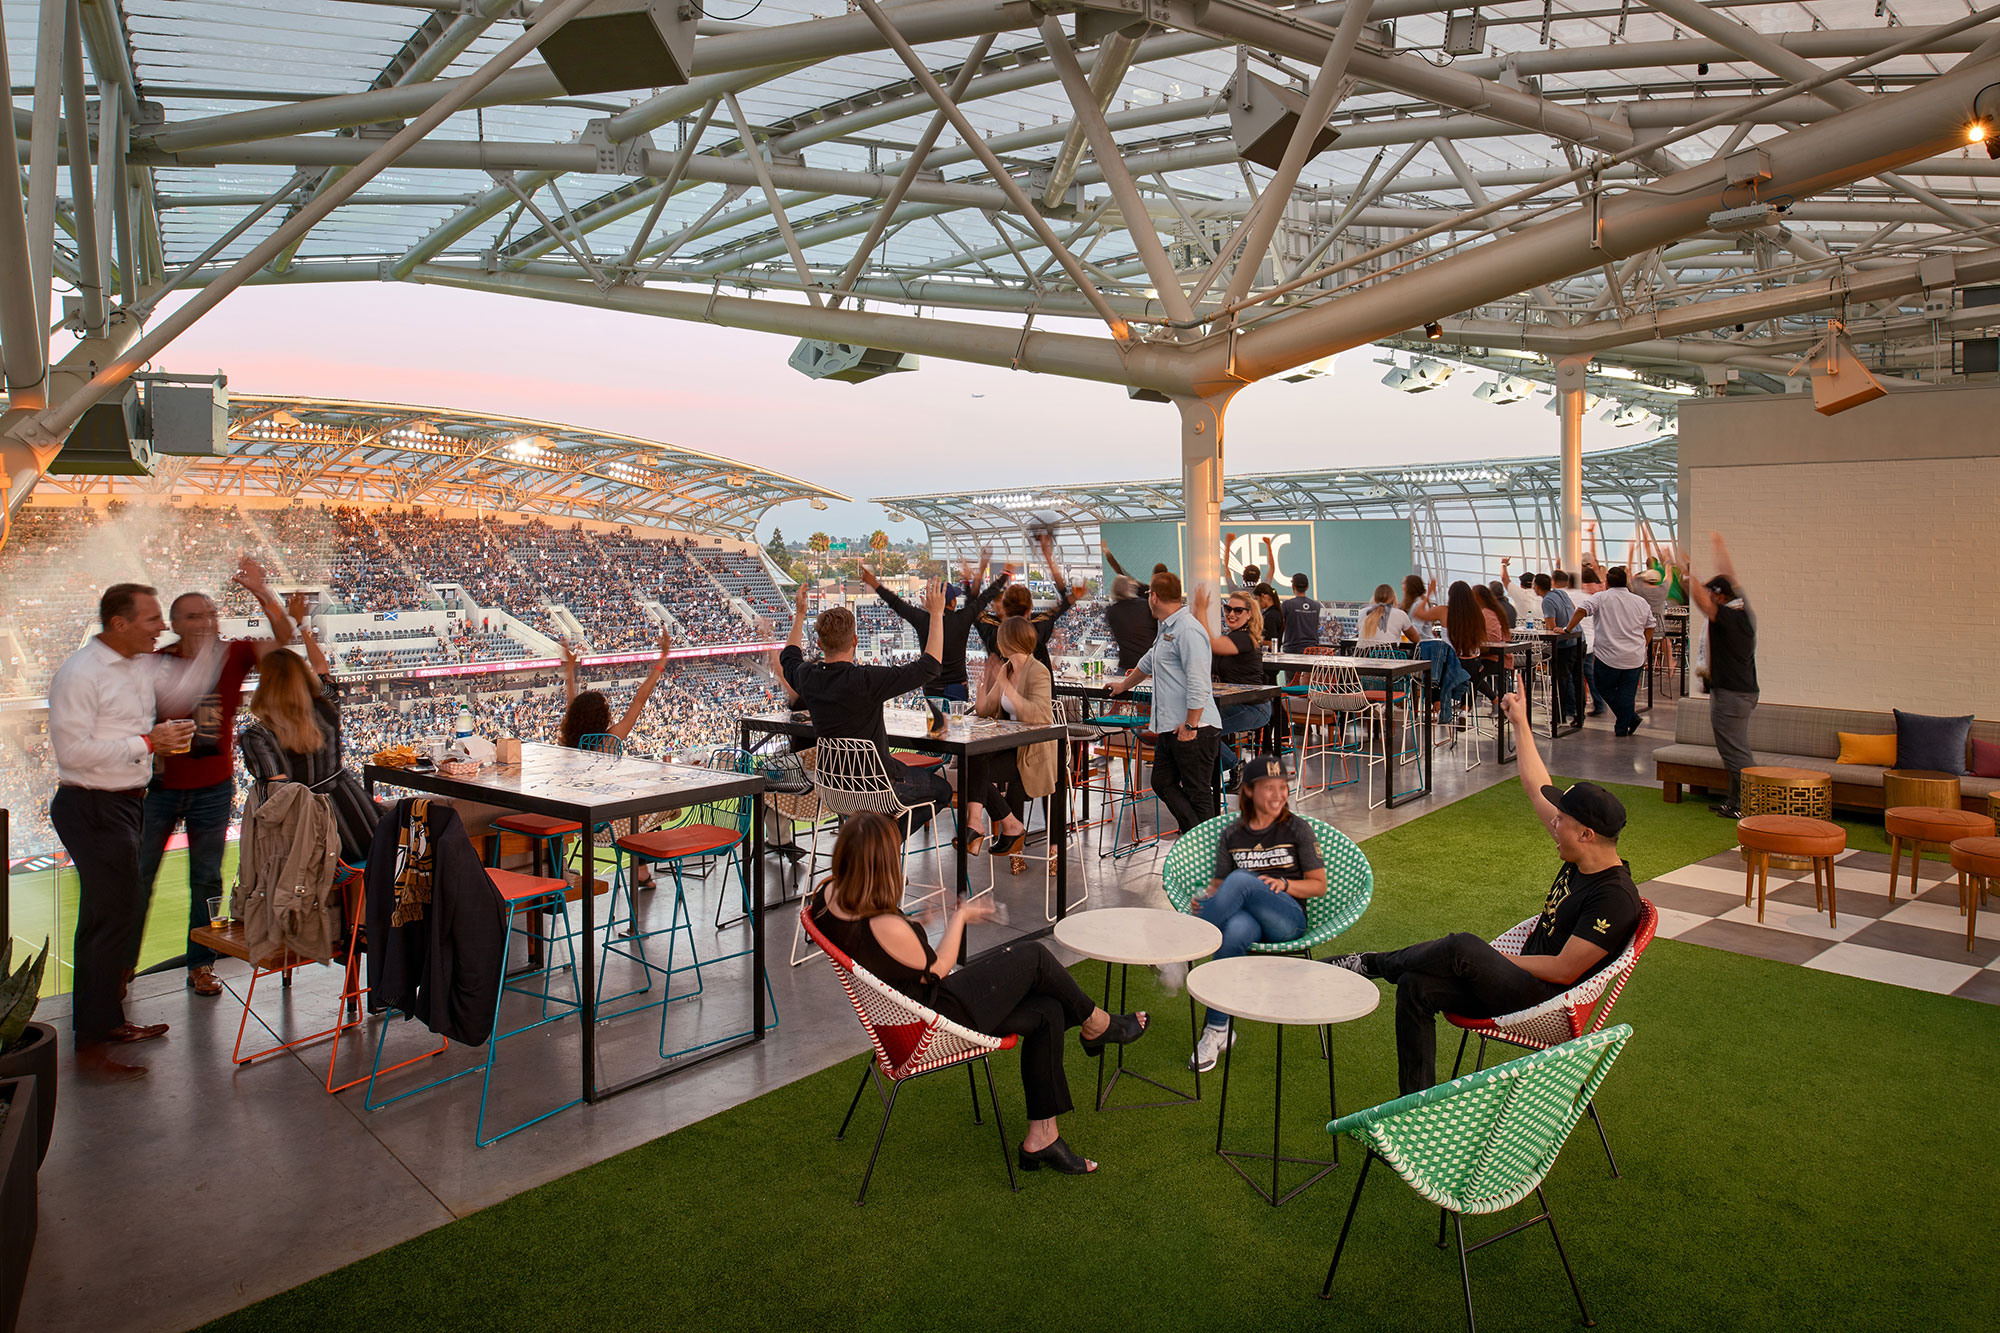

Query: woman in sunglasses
<box><xmin>1189</xmin><ymin>586</ymin><xmax>1269</xmax><ymax>790</ymax></box>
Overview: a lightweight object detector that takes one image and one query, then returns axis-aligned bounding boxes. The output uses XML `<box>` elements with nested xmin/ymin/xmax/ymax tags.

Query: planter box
<box><xmin>0</xmin><ymin>1076</ymin><xmax>38</xmax><ymax>1333</ymax></box>
<box><xmin>0</xmin><ymin>1023</ymin><xmax>56</xmax><ymax>1166</ymax></box>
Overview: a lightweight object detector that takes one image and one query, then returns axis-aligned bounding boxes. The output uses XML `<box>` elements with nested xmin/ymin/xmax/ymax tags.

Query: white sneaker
<box><xmin>1190</xmin><ymin>1023</ymin><xmax>1235</xmax><ymax>1073</ymax></box>
<box><xmin>1155</xmin><ymin>961</ymin><xmax>1188</xmax><ymax>996</ymax></box>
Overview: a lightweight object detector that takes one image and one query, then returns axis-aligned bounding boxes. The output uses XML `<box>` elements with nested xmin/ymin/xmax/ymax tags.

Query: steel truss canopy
<box><xmin>12</xmin><ymin>0</ymin><xmax>2000</xmax><ymax>534</ymax></box>
<box><xmin>20</xmin><ymin>392</ymin><xmax>849</xmax><ymax>538</ymax></box>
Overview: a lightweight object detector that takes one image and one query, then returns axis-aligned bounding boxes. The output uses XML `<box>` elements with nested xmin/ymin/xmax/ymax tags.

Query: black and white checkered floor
<box><xmin>1639</xmin><ymin>847</ymin><xmax>2000</xmax><ymax>1005</ymax></box>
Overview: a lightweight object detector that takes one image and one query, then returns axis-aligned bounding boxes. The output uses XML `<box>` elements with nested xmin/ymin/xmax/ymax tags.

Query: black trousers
<box><xmin>1151</xmin><ymin>726</ymin><xmax>1220</xmax><ymax>834</ymax></box>
<box><xmin>933</xmin><ymin>941</ymin><xmax>1094</xmax><ymax>1120</ymax></box>
<box><xmin>50</xmin><ymin>785</ymin><xmax>147</xmax><ymax>1042</ymax></box>
<box><xmin>887</xmin><ymin>758</ymin><xmax>953</xmax><ymax>836</ymax></box>
<box><xmin>1551</xmin><ymin>639</ymin><xmax>1587</xmax><ymax>724</ymax></box>
<box><xmin>966</xmin><ymin>749</ymin><xmax>1027</xmax><ymax>825</ymax></box>
<box><xmin>1372</xmin><ymin>933</ymin><xmax>1564</xmax><ymax>1096</ymax></box>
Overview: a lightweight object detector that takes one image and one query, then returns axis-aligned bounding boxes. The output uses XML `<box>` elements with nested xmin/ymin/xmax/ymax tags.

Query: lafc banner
<box><xmin>1099</xmin><ymin>519</ymin><xmax>1413</xmax><ymax>603</ymax></box>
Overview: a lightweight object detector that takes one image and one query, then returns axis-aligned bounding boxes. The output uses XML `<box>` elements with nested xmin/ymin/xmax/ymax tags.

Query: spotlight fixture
<box><xmin>1708</xmin><ymin>203</ymin><xmax>1782</xmax><ymax>233</ymax></box>
<box><xmin>1424</xmin><ymin>321</ymin><xmax>1443</xmax><ymax>340</ymax></box>
<box><xmin>1970</xmin><ymin>84</ymin><xmax>2000</xmax><ymax>159</ymax></box>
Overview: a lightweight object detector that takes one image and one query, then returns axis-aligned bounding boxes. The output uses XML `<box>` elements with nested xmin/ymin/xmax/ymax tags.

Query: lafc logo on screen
<box><xmin>1223</xmin><ymin>532</ymin><xmax>1296</xmax><ymax>581</ymax></box>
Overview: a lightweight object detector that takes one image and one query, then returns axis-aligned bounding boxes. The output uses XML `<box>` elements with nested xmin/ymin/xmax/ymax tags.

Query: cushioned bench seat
<box><xmin>1655</xmin><ymin>698</ymin><xmax>1999</xmax><ymax>812</ymax></box>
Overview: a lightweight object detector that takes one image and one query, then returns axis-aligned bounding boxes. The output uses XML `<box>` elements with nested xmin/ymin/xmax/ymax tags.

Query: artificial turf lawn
<box><xmin>193</xmin><ymin>778</ymin><xmax>1997</xmax><ymax>1331</ymax></box>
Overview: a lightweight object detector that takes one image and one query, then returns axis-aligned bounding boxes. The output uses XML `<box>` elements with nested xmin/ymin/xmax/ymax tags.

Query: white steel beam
<box><xmin>0</xmin><ymin>5</ymin><xmax>45</xmax><ymax>408</ymax></box>
<box><xmin>25</xmin><ymin>0</ymin><xmax>66</xmax><ymax>339</ymax></box>
<box><xmin>60</xmin><ymin>0</ymin><xmax>104</xmax><ymax>332</ymax></box>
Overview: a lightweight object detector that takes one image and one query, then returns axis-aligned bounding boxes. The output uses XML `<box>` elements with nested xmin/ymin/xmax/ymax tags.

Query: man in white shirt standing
<box><xmin>1109</xmin><ymin>571</ymin><xmax>1222</xmax><ymax>836</ymax></box>
<box><xmin>1566</xmin><ymin>567</ymin><xmax>1657</xmax><ymax>738</ymax></box>
<box><xmin>46</xmin><ymin>583</ymin><xmax>193</xmax><ymax>1081</ymax></box>
<box><xmin>1500</xmin><ymin>557</ymin><xmax>1543</xmax><ymax>628</ymax></box>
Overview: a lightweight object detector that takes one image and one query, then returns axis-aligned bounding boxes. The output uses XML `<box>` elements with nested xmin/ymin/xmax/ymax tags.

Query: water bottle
<box><xmin>456</xmin><ymin>705</ymin><xmax>474</xmax><ymax>742</ymax></box>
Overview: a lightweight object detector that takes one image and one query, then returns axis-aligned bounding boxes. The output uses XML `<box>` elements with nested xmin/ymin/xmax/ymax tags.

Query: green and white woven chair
<box><xmin>1320</xmin><ymin>1025</ymin><xmax>1634</xmax><ymax>1333</ymax></box>
<box><xmin>1160</xmin><ymin>813</ymin><xmax>1373</xmax><ymax>957</ymax></box>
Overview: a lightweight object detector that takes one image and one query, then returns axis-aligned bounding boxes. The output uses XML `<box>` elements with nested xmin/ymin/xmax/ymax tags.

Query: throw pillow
<box><xmin>1893</xmin><ymin>709</ymin><xmax>1974</xmax><ymax>775</ymax></box>
<box><xmin>1972</xmin><ymin>737</ymin><xmax>2000</xmax><ymax>779</ymax></box>
<box><xmin>1836</xmin><ymin>731</ymin><xmax>1897</xmax><ymax>766</ymax></box>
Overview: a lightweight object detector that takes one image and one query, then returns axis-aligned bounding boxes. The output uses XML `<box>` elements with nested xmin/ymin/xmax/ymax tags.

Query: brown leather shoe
<box><xmin>105</xmin><ymin>1021</ymin><xmax>170</xmax><ymax>1044</ymax></box>
<box><xmin>187</xmin><ymin>967</ymin><xmax>223</xmax><ymax>997</ymax></box>
<box><xmin>77</xmin><ymin>1043</ymin><xmax>148</xmax><ymax>1081</ymax></box>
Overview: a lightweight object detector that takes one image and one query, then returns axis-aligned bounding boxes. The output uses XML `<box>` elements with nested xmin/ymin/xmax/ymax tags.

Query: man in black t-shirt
<box><xmin>860</xmin><ymin>558</ymin><xmax>1004</xmax><ymax>703</ymax></box>
<box><xmin>780</xmin><ymin>579</ymin><xmax>951</xmax><ymax>833</ymax></box>
<box><xmin>1280</xmin><ymin>573</ymin><xmax>1321</xmax><ymax>653</ymax></box>
<box><xmin>1690</xmin><ymin>531</ymin><xmax>1758</xmax><ymax>818</ymax></box>
<box><xmin>1329</xmin><ymin>683</ymin><xmax>1642</xmax><ymax>1093</ymax></box>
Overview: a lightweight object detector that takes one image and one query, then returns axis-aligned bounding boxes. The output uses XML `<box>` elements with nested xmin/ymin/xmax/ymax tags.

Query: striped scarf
<box><xmin>391</xmin><ymin>799</ymin><xmax>434</xmax><ymax>927</ymax></box>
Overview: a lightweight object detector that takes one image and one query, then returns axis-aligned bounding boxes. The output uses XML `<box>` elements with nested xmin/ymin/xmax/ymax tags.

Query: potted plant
<box><xmin>0</xmin><ymin>941</ymin><xmax>52</xmax><ymax>1166</ymax></box>
<box><xmin>0</xmin><ymin>1074</ymin><xmax>37</xmax><ymax>1333</ymax></box>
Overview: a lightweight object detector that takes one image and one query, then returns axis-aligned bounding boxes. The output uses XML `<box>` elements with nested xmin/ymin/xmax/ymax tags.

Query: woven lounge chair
<box><xmin>1161</xmin><ymin>813</ymin><xmax>1373</xmax><ymax>958</ymax></box>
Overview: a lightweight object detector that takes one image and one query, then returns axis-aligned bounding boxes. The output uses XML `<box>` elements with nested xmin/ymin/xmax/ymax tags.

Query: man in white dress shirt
<box><xmin>47</xmin><ymin>584</ymin><xmax>193</xmax><ymax>1080</ymax></box>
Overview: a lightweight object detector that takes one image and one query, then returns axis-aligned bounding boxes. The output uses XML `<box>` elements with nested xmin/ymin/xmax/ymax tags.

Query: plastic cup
<box><xmin>207</xmin><ymin>895</ymin><xmax>226</xmax><ymax>927</ymax></box>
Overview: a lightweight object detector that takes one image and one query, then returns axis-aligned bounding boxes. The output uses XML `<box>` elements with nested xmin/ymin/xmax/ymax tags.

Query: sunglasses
<box><xmin>1224</xmin><ymin>605</ymin><xmax>1251</xmax><ymax>616</ymax></box>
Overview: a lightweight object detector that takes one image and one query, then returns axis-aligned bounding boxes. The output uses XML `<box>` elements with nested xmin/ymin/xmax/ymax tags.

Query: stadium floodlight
<box><xmin>1600</xmin><ymin>401</ymin><xmax>1655</xmax><ymax>428</ymax></box>
<box><xmin>539</xmin><ymin>0</ymin><xmax>695</xmax><ymax>96</ymax></box>
<box><xmin>1472</xmin><ymin>374</ymin><xmax>1535</xmax><ymax>405</ymax></box>
<box><xmin>810</xmin><ymin>498</ymin><xmax>828</xmax><ymax>510</ymax></box>
<box><xmin>788</xmin><ymin>339</ymin><xmax>919</xmax><ymax>384</ymax></box>
<box><xmin>1279</xmin><ymin>355</ymin><xmax>1338</xmax><ymax>383</ymax></box>
<box><xmin>1380</xmin><ymin>358</ymin><xmax>1453</xmax><ymax>393</ymax></box>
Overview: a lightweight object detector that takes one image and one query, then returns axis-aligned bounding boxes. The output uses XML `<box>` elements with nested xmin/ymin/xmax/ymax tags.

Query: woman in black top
<box><xmin>1191</xmin><ymin>586</ymin><xmax>1270</xmax><ymax>787</ymax></box>
<box><xmin>809</xmin><ymin>812</ymin><xmax>1146</xmax><ymax>1175</ymax></box>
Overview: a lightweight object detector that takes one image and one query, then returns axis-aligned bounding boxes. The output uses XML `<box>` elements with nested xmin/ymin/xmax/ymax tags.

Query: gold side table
<box><xmin>1883</xmin><ymin>769</ymin><xmax>1962</xmax><ymax>812</ymax></box>
<box><xmin>1741</xmin><ymin>767</ymin><xmax>1834</xmax><ymax>870</ymax></box>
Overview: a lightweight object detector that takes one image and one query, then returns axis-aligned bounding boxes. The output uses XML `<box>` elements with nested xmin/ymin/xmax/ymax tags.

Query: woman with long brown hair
<box><xmin>964</xmin><ymin>616</ymin><xmax>1057</xmax><ymax>873</ymax></box>
<box><xmin>810</xmin><ymin>812</ymin><xmax>1146</xmax><ymax>1175</ymax></box>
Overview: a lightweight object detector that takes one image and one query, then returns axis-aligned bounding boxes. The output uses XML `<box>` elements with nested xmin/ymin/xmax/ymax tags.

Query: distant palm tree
<box><xmin>868</xmin><ymin>529</ymin><xmax>889</xmax><ymax>555</ymax></box>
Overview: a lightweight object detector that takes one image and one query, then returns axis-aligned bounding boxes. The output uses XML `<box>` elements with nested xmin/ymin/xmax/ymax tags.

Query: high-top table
<box><xmin>1261</xmin><ymin>652</ymin><xmax>1434</xmax><ymax>807</ymax></box>
<box><xmin>1052</xmin><ymin>907</ymin><xmax>1222</xmax><ymax>1110</ymax></box>
<box><xmin>362</xmin><ymin>742</ymin><xmax>767</xmax><ymax>1104</ymax></box>
<box><xmin>738</xmin><ymin>707</ymin><xmax>1072</xmax><ymax>918</ymax></box>
<box><xmin>1186</xmin><ymin>955</ymin><xmax>1380</xmax><ymax>1206</ymax></box>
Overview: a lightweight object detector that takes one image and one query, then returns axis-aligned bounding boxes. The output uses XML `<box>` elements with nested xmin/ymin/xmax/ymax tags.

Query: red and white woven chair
<box><xmin>1445</xmin><ymin>897</ymin><xmax>1658</xmax><ymax>1177</ymax></box>
<box><xmin>800</xmin><ymin>904</ymin><xmax>1020</xmax><ymax>1205</ymax></box>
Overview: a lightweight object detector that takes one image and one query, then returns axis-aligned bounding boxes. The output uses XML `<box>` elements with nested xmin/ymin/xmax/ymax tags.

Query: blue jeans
<box><xmin>138</xmin><ymin>779</ymin><xmax>234</xmax><ymax>969</ymax></box>
<box><xmin>1191</xmin><ymin>869</ymin><xmax>1308</xmax><ymax>1027</ymax></box>
<box><xmin>1216</xmin><ymin>701</ymin><xmax>1272</xmax><ymax>771</ymax></box>
<box><xmin>926</xmin><ymin>681</ymin><xmax>969</xmax><ymax>703</ymax></box>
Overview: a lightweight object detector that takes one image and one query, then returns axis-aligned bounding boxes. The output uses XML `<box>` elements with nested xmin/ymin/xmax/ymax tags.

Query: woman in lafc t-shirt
<box><xmin>1185</xmin><ymin>755</ymin><xmax>1326</xmax><ymax>1073</ymax></box>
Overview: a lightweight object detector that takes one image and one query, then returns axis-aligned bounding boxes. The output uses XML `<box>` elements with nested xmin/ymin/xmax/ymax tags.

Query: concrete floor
<box><xmin>20</xmin><ymin>696</ymin><xmax>1681</xmax><ymax>1333</ymax></box>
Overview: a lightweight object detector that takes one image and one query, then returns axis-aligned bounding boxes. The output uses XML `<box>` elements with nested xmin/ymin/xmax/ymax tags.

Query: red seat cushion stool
<box><xmin>1948</xmin><ymin>837</ymin><xmax>2000</xmax><ymax>954</ymax></box>
<box><xmin>617</xmin><ymin>824</ymin><xmax>742</xmax><ymax>861</ymax></box>
<box><xmin>493</xmin><ymin>813</ymin><xmax>585</xmax><ymax>837</ymax></box>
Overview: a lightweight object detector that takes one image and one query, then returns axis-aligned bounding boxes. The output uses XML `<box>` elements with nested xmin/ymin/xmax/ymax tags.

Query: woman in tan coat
<box><xmin>964</xmin><ymin>616</ymin><xmax>1058</xmax><ymax>874</ymax></box>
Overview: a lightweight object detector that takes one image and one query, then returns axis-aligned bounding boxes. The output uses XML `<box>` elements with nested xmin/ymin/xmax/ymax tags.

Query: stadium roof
<box><xmin>24</xmin><ymin>392</ymin><xmax>848</xmax><ymax>538</ymax></box>
<box><xmin>8</xmin><ymin>0</ymin><xmax>2000</xmax><ymax>539</ymax></box>
<box><xmin>878</xmin><ymin>433</ymin><xmax>1678</xmax><ymax>531</ymax></box>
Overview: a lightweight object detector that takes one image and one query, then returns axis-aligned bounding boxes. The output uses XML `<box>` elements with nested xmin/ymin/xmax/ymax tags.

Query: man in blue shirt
<box><xmin>1536</xmin><ymin>570</ymin><xmax>1585</xmax><ymax>728</ymax></box>
<box><xmin>1110</xmin><ymin>571</ymin><xmax>1222</xmax><ymax>835</ymax></box>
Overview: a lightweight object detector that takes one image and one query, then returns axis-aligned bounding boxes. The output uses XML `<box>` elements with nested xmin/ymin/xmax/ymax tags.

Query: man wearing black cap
<box><xmin>859</xmin><ymin>554</ymin><xmax>1006</xmax><ymax>703</ymax></box>
<box><xmin>1329</xmin><ymin>683</ymin><xmax>1642</xmax><ymax>1094</ymax></box>
<box><xmin>1689</xmin><ymin>531</ymin><xmax>1757</xmax><ymax>819</ymax></box>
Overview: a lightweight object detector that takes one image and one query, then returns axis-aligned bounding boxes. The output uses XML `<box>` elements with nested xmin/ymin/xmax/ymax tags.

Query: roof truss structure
<box><xmin>7</xmin><ymin>0</ymin><xmax>2000</xmax><ymax>543</ymax></box>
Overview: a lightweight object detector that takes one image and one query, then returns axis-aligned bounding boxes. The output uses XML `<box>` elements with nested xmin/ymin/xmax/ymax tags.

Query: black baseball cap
<box><xmin>1240</xmin><ymin>754</ymin><xmax>1290</xmax><ymax>787</ymax></box>
<box><xmin>1540</xmin><ymin>781</ymin><xmax>1627</xmax><ymax>839</ymax></box>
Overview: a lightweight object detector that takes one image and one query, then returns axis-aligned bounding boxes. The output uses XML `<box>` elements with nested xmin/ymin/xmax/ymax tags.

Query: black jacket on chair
<box><xmin>364</xmin><ymin>798</ymin><xmax>506</xmax><ymax>1045</ymax></box>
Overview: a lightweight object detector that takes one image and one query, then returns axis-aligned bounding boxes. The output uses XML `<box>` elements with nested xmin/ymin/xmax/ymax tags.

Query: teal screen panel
<box><xmin>1101</xmin><ymin>519</ymin><xmax>1411</xmax><ymax>603</ymax></box>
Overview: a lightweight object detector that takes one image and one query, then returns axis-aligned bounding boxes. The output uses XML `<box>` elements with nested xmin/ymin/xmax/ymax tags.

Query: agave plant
<box><xmin>0</xmin><ymin>939</ymin><xmax>50</xmax><ymax>1055</ymax></box>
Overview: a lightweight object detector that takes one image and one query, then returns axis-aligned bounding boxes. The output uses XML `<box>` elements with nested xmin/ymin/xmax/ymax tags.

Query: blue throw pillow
<box><xmin>1893</xmin><ymin>709</ymin><xmax>1973</xmax><ymax>775</ymax></box>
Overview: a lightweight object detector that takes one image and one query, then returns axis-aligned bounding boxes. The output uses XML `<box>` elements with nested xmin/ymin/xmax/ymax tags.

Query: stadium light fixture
<box><xmin>1473</xmin><ymin>374</ymin><xmax>1535</xmax><ymax>405</ymax></box>
<box><xmin>1381</xmin><ymin>358</ymin><xmax>1453</xmax><ymax>393</ymax></box>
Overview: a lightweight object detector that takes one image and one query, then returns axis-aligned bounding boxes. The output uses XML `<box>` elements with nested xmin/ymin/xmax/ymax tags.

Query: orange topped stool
<box><xmin>1736</xmin><ymin>815</ymin><xmax>1847</xmax><ymax>925</ymax></box>
<box><xmin>1947</xmin><ymin>837</ymin><xmax>2000</xmax><ymax>954</ymax></box>
<box><xmin>1884</xmin><ymin>807</ymin><xmax>1996</xmax><ymax>898</ymax></box>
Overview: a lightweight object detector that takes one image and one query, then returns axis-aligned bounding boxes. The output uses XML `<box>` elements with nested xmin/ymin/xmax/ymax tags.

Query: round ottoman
<box><xmin>1736</xmin><ymin>815</ymin><xmax>1848</xmax><ymax>925</ymax></box>
<box><xmin>1948</xmin><ymin>837</ymin><xmax>2000</xmax><ymax>954</ymax></box>
<box><xmin>1741</xmin><ymin>767</ymin><xmax>1834</xmax><ymax>870</ymax></box>
<box><xmin>1884</xmin><ymin>807</ymin><xmax>1997</xmax><ymax>898</ymax></box>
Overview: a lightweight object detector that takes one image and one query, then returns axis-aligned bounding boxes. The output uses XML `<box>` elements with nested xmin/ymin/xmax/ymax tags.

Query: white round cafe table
<box><xmin>1185</xmin><ymin>955</ymin><xmax>1382</xmax><ymax>1206</ymax></box>
<box><xmin>1054</xmin><ymin>908</ymin><xmax>1223</xmax><ymax>1111</ymax></box>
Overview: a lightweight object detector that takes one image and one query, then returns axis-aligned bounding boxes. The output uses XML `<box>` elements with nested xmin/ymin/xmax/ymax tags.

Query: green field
<box><xmin>7</xmin><ymin>843</ymin><xmax>240</xmax><ymax>993</ymax></box>
<box><xmin>197</xmin><ymin>781</ymin><xmax>1999</xmax><ymax>1331</ymax></box>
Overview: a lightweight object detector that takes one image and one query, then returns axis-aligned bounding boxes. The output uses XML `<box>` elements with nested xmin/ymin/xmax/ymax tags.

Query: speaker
<box><xmin>1810</xmin><ymin>330</ymin><xmax>1886</xmax><ymax>416</ymax></box>
<box><xmin>46</xmin><ymin>386</ymin><xmax>154</xmax><ymax>475</ymax></box>
<box><xmin>539</xmin><ymin>0</ymin><xmax>695</xmax><ymax>96</ymax></box>
<box><xmin>148</xmin><ymin>381</ymin><xmax>231</xmax><ymax>457</ymax></box>
<box><xmin>787</xmin><ymin>340</ymin><xmax>919</xmax><ymax>384</ymax></box>
<box><xmin>1230</xmin><ymin>73</ymin><xmax>1340</xmax><ymax>171</ymax></box>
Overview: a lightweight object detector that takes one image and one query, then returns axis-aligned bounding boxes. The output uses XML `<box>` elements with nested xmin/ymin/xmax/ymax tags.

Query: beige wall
<box><xmin>1678</xmin><ymin>385</ymin><xmax>2000</xmax><ymax>714</ymax></box>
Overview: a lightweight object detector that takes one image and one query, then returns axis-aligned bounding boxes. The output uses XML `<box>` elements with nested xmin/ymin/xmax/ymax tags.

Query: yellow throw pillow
<box><xmin>1836</xmin><ymin>732</ymin><xmax>1897</xmax><ymax>766</ymax></box>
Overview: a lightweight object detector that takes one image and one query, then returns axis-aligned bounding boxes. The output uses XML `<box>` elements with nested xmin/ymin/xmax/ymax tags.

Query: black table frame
<box><xmin>1091</xmin><ymin>960</ymin><xmax>1203</xmax><ymax>1111</ymax></box>
<box><xmin>1213</xmin><ymin>1018</ymin><xmax>1341</xmax><ymax>1207</ymax></box>
<box><xmin>1260</xmin><ymin>654</ymin><xmax>1434</xmax><ymax>809</ymax></box>
<box><xmin>363</xmin><ymin>750</ymin><xmax>768</xmax><ymax>1105</ymax></box>
<box><xmin>736</xmin><ymin>711</ymin><xmax>1073</xmax><ymax>922</ymax></box>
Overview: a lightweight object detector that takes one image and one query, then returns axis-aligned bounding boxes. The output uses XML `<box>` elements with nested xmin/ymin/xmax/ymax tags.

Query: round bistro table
<box><xmin>1054</xmin><ymin>908</ymin><xmax>1223</xmax><ymax>1110</ymax></box>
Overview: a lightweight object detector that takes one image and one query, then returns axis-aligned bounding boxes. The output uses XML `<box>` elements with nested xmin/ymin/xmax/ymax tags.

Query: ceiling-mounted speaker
<box><xmin>538</xmin><ymin>0</ymin><xmax>695</xmax><ymax>96</ymax></box>
<box><xmin>788</xmin><ymin>339</ymin><xmax>919</xmax><ymax>384</ymax></box>
<box><xmin>1230</xmin><ymin>73</ymin><xmax>1340</xmax><ymax>171</ymax></box>
<box><xmin>47</xmin><ymin>386</ymin><xmax>154</xmax><ymax>475</ymax></box>
<box><xmin>1803</xmin><ymin>326</ymin><xmax>1887</xmax><ymax>416</ymax></box>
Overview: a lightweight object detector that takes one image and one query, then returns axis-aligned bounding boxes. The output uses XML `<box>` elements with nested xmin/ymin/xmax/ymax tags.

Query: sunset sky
<box><xmin>156</xmin><ymin>280</ymin><xmax>1643</xmax><ymax>543</ymax></box>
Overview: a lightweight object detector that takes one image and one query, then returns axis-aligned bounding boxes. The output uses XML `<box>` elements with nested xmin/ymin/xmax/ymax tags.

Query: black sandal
<box><xmin>1080</xmin><ymin>1010</ymin><xmax>1148</xmax><ymax>1057</ymax></box>
<box><xmin>1018</xmin><ymin>1136</ymin><xmax>1096</xmax><ymax>1174</ymax></box>
<box><xmin>954</xmin><ymin>831</ymin><xmax>986</xmax><ymax>856</ymax></box>
<box><xmin>989</xmin><ymin>832</ymin><xmax>1026</xmax><ymax>856</ymax></box>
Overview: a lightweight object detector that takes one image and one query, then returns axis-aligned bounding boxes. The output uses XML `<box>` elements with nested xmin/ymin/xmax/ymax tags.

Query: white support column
<box><xmin>61</xmin><ymin>0</ymin><xmax>104</xmax><ymax>332</ymax></box>
<box><xmin>0</xmin><ymin>4</ymin><xmax>47</xmax><ymax>408</ymax></box>
<box><xmin>1173</xmin><ymin>391</ymin><xmax>1237</xmax><ymax>632</ymax></box>
<box><xmin>25</xmin><ymin>0</ymin><xmax>66</xmax><ymax>342</ymax></box>
<box><xmin>1555</xmin><ymin>356</ymin><xmax>1587</xmax><ymax>576</ymax></box>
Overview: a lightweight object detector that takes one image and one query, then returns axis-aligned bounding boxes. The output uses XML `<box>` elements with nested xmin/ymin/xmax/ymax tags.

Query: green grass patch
<box><xmin>9</xmin><ymin>844</ymin><xmax>240</xmax><ymax>995</ymax></box>
<box><xmin>184</xmin><ymin>781</ymin><xmax>1999</xmax><ymax>1330</ymax></box>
